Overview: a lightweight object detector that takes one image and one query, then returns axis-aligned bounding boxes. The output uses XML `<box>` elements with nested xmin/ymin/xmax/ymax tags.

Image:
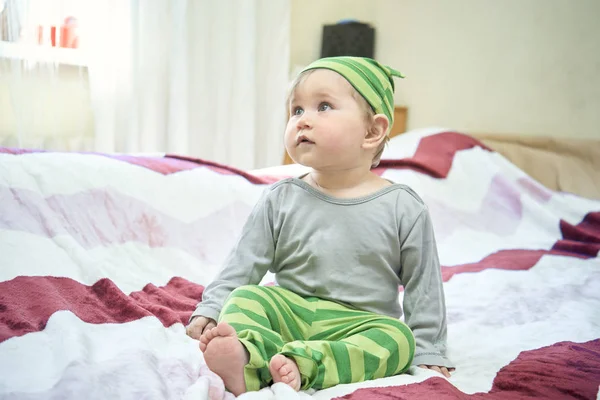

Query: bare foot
<box><xmin>200</xmin><ymin>322</ymin><xmax>249</xmax><ymax>396</ymax></box>
<box><xmin>269</xmin><ymin>354</ymin><xmax>301</xmax><ymax>391</ymax></box>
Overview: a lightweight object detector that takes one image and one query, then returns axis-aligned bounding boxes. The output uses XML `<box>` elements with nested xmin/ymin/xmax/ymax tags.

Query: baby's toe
<box><xmin>204</xmin><ymin>329</ymin><xmax>215</xmax><ymax>340</ymax></box>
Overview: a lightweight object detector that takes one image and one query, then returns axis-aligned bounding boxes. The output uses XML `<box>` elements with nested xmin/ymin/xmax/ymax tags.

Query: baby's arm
<box><xmin>399</xmin><ymin>206</ymin><xmax>454</xmax><ymax>374</ymax></box>
<box><xmin>190</xmin><ymin>189</ymin><xmax>276</xmax><ymax>324</ymax></box>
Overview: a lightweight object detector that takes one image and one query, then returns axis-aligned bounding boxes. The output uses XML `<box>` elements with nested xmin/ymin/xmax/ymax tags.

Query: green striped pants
<box><xmin>218</xmin><ymin>285</ymin><xmax>415</xmax><ymax>391</ymax></box>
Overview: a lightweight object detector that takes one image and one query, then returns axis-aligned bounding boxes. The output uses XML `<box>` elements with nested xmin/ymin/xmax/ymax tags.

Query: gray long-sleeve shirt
<box><xmin>192</xmin><ymin>177</ymin><xmax>453</xmax><ymax>368</ymax></box>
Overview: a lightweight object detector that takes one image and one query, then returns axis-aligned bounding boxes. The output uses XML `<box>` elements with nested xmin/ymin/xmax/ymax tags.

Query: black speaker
<box><xmin>320</xmin><ymin>21</ymin><xmax>375</xmax><ymax>59</ymax></box>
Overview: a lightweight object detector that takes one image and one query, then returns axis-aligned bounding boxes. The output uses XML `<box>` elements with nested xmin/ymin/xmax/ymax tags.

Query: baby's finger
<box><xmin>440</xmin><ymin>367</ymin><xmax>451</xmax><ymax>378</ymax></box>
<box><xmin>187</xmin><ymin>318</ymin><xmax>210</xmax><ymax>339</ymax></box>
<box><xmin>203</xmin><ymin>321</ymin><xmax>217</xmax><ymax>333</ymax></box>
<box><xmin>186</xmin><ymin>325</ymin><xmax>204</xmax><ymax>339</ymax></box>
<box><xmin>429</xmin><ymin>366</ymin><xmax>443</xmax><ymax>375</ymax></box>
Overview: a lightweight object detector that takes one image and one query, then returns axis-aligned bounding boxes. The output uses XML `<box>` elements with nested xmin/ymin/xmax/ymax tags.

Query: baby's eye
<box><xmin>318</xmin><ymin>102</ymin><xmax>332</xmax><ymax>112</ymax></box>
<box><xmin>292</xmin><ymin>107</ymin><xmax>304</xmax><ymax>116</ymax></box>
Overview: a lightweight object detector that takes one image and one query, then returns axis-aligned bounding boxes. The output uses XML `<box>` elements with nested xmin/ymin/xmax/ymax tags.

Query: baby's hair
<box><xmin>286</xmin><ymin>70</ymin><xmax>389</xmax><ymax>168</ymax></box>
<box><xmin>286</xmin><ymin>69</ymin><xmax>315</xmax><ymax>118</ymax></box>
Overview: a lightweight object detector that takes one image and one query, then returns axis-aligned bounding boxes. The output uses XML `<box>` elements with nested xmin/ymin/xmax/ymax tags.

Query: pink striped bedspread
<box><xmin>1</xmin><ymin>129</ymin><xmax>599</xmax><ymax>400</ymax></box>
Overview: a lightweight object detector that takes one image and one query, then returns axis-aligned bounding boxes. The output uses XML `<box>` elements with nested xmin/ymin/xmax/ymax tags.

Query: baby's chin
<box><xmin>288</xmin><ymin>150</ymin><xmax>362</xmax><ymax>170</ymax></box>
<box><xmin>293</xmin><ymin>158</ymin><xmax>328</xmax><ymax>170</ymax></box>
<box><xmin>286</xmin><ymin>152</ymin><xmax>317</xmax><ymax>167</ymax></box>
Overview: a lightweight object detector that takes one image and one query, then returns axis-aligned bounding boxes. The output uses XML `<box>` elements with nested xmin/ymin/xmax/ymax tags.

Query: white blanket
<box><xmin>1</xmin><ymin>129</ymin><xmax>599</xmax><ymax>399</ymax></box>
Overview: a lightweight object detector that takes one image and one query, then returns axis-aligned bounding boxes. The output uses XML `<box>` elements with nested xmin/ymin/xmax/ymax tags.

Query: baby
<box><xmin>186</xmin><ymin>56</ymin><xmax>454</xmax><ymax>396</ymax></box>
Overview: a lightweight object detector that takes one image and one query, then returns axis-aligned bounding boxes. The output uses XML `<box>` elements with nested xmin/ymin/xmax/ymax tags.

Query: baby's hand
<box><xmin>418</xmin><ymin>364</ymin><xmax>453</xmax><ymax>378</ymax></box>
<box><xmin>186</xmin><ymin>316</ymin><xmax>217</xmax><ymax>340</ymax></box>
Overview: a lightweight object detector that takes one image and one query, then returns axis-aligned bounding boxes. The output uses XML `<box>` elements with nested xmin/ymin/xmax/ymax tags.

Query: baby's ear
<box><xmin>363</xmin><ymin>114</ymin><xmax>389</xmax><ymax>149</ymax></box>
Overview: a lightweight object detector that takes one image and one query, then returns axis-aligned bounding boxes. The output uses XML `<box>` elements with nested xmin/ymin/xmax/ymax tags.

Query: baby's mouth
<box><xmin>297</xmin><ymin>135</ymin><xmax>315</xmax><ymax>145</ymax></box>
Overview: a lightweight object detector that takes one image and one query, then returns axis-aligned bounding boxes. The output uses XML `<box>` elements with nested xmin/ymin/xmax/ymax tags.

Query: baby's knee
<box><xmin>230</xmin><ymin>284</ymin><xmax>261</xmax><ymax>294</ymax></box>
<box><xmin>226</xmin><ymin>285</ymin><xmax>269</xmax><ymax>303</ymax></box>
<box><xmin>378</xmin><ymin>319</ymin><xmax>415</xmax><ymax>344</ymax></box>
<box><xmin>220</xmin><ymin>285</ymin><xmax>276</xmax><ymax>328</ymax></box>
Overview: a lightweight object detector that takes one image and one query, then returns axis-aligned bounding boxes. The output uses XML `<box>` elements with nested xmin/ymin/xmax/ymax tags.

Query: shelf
<box><xmin>0</xmin><ymin>41</ymin><xmax>87</xmax><ymax>66</ymax></box>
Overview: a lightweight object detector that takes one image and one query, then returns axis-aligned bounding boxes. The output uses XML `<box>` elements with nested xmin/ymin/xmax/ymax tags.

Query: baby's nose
<box><xmin>296</xmin><ymin>112</ymin><xmax>313</xmax><ymax>129</ymax></box>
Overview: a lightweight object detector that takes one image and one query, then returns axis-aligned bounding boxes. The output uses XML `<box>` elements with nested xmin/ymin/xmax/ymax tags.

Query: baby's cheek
<box><xmin>328</xmin><ymin>138</ymin><xmax>356</xmax><ymax>153</ymax></box>
<box><xmin>283</xmin><ymin>130</ymin><xmax>297</xmax><ymax>148</ymax></box>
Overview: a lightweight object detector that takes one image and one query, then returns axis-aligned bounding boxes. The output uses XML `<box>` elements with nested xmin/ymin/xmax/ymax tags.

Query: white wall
<box><xmin>0</xmin><ymin>62</ymin><xmax>94</xmax><ymax>150</ymax></box>
<box><xmin>291</xmin><ymin>0</ymin><xmax>600</xmax><ymax>138</ymax></box>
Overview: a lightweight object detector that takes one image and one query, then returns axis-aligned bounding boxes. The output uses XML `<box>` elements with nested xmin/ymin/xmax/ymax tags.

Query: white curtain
<box><xmin>2</xmin><ymin>0</ymin><xmax>290</xmax><ymax>169</ymax></box>
<box><xmin>85</xmin><ymin>0</ymin><xmax>290</xmax><ymax>169</ymax></box>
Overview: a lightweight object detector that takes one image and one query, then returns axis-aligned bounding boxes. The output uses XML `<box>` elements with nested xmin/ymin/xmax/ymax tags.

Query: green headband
<box><xmin>300</xmin><ymin>56</ymin><xmax>404</xmax><ymax>133</ymax></box>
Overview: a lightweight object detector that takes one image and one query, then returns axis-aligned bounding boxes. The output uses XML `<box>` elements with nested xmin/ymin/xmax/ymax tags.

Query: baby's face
<box><xmin>284</xmin><ymin>69</ymin><xmax>370</xmax><ymax>170</ymax></box>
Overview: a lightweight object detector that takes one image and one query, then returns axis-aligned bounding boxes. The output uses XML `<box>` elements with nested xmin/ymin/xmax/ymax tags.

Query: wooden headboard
<box><xmin>472</xmin><ymin>133</ymin><xmax>600</xmax><ymax>200</ymax></box>
<box><xmin>282</xmin><ymin>106</ymin><xmax>408</xmax><ymax>165</ymax></box>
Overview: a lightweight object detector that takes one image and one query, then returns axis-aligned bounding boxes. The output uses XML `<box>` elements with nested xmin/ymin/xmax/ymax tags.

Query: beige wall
<box><xmin>290</xmin><ymin>0</ymin><xmax>375</xmax><ymax>72</ymax></box>
<box><xmin>291</xmin><ymin>0</ymin><xmax>600</xmax><ymax>139</ymax></box>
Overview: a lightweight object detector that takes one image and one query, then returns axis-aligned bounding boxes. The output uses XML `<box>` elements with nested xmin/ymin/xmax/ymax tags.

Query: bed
<box><xmin>1</xmin><ymin>128</ymin><xmax>599</xmax><ymax>399</ymax></box>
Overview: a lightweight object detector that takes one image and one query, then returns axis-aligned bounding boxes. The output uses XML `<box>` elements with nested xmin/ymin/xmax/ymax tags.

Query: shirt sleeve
<box><xmin>399</xmin><ymin>206</ymin><xmax>454</xmax><ymax>368</ymax></box>
<box><xmin>190</xmin><ymin>188</ymin><xmax>275</xmax><ymax>322</ymax></box>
